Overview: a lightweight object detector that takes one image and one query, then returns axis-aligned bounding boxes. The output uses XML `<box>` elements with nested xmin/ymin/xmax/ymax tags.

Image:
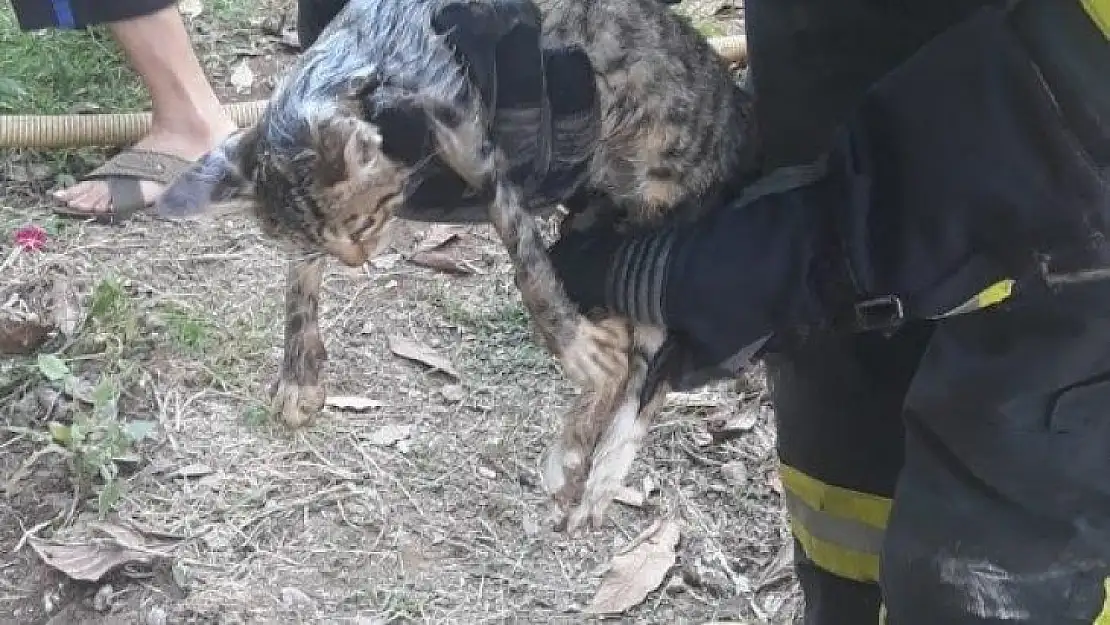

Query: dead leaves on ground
<box><xmin>364</xmin><ymin>424</ymin><xmax>414</xmax><ymax>448</ymax></box>
<box><xmin>0</xmin><ymin>273</ymin><xmax>82</xmax><ymax>356</ymax></box>
<box><xmin>584</xmin><ymin>519</ymin><xmax>682</xmax><ymax>615</ymax></box>
<box><xmin>229</xmin><ymin>61</ymin><xmax>255</xmax><ymax>94</ymax></box>
<box><xmin>387</xmin><ymin>335</ymin><xmax>458</xmax><ymax>378</ymax></box>
<box><xmin>324</xmin><ymin>396</ymin><xmax>385</xmax><ymax>412</ymax></box>
<box><xmin>0</xmin><ymin>312</ymin><xmax>50</xmax><ymax>355</ymax></box>
<box><xmin>406</xmin><ymin>225</ymin><xmax>484</xmax><ymax>276</ymax></box>
<box><xmin>27</xmin><ymin>520</ymin><xmax>181</xmax><ymax>582</ymax></box>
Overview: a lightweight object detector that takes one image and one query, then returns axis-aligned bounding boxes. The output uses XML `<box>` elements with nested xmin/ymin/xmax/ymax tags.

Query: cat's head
<box><xmin>156</xmin><ymin>96</ymin><xmax>415</xmax><ymax>267</ymax></box>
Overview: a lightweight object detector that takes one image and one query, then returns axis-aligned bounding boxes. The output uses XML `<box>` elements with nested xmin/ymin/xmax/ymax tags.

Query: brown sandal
<box><xmin>53</xmin><ymin>148</ymin><xmax>196</xmax><ymax>225</ymax></box>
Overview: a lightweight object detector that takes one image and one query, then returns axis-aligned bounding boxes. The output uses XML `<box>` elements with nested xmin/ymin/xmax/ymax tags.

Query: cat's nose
<box><xmin>323</xmin><ymin>236</ymin><xmax>369</xmax><ymax>267</ymax></box>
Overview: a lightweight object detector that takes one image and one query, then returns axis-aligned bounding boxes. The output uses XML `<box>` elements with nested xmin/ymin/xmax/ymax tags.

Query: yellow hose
<box><xmin>0</xmin><ymin>101</ymin><xmax>268</xmax><ymax>150</ymax></box>
<box><xmin>0</xmin><ymin>35</ymin><xmax>746</xmax><ymax>150</ymax></box>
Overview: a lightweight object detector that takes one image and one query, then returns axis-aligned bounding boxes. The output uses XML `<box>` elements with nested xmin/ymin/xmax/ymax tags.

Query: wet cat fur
<box><xmin>155</xmin><ymin>0</ymin><xmax>754</xmax><ymax>532</ymax></box>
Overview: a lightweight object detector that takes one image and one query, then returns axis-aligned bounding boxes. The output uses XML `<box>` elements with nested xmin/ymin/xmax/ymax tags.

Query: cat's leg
<box><xmin>546</xmin><ymin>323</ymin><xmax>669</xmax><ymax>533</ymax></box>
<box><xmin>270</xmin><ymin>256</ymin><xmax>328</xmax><ymax>427</ymax></box>
<box><xmin>484</xmin><ymin>176</ymin><xmax>631</xmax><ymax>388</ymax></box>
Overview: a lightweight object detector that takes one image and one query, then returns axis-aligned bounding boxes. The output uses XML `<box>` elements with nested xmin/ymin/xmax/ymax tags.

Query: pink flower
<box><xmin>13</xmin><ymin>225</ymin><xmax>48</xmax><ymax>252</ymax></box>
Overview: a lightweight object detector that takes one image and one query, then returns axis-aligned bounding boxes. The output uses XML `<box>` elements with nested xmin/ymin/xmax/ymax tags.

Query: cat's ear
<box><xmin>155</xmin><ymin>126</ymin><xmax>261</xmax><ymax>218</ymax></box>
<box><xmin>308</xmin><ymin>112</ymin><xmax>389</xmax><ymax>188</ymax></box>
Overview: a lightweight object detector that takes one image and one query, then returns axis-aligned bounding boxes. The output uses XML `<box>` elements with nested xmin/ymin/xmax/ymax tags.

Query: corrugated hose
<box><xmin>0</xmin><ymin>34</ymin><xmax>747</xmax><ymax>150</ymax></box>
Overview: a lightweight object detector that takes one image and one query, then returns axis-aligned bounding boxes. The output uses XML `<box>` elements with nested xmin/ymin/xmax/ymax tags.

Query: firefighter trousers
<box><xmin>767</xmin><ymin>286</ymin><xmax>1110</xmax><ymax>624</ymax></box>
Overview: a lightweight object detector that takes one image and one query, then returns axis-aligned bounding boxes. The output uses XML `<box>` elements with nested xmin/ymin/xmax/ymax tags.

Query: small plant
<box><xmin>36</xmin><ymin>354</ymin><xmax>156</xmax><ymax>516</ymax></box>
<box><xmin>80</xmin><ymin>275</ymin><xmax>142</xmax><ymax>359</ymax></box>
<box><xmin>242</xmin><ymin>403</ymin><xmax>270</xmax><ymax>427</ymax></box>
<box><xmin>159</xmin><ymin>303</ymin><xmax>216</xmax><ymax>353</ymax></box>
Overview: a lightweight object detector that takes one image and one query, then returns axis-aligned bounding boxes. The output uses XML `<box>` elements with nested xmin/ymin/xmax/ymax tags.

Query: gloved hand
<box><xmin>550</xmin><ymin>223</ymin><xmax>680</xmax><ymax>326</ymax></box>
<box><xmin>549</xmin><ymin>7</ymin><xmax>1107</xmax><ymax>386</ymax></box>
<box><xmin>550</xmin><ymin>175</ymin><xmax>831</xmax><ymax>374</ymax></box>
<box><xmin>394</xmin><ymin>0</ymin><xmax>599</xmax><ymax>223</ymax></box>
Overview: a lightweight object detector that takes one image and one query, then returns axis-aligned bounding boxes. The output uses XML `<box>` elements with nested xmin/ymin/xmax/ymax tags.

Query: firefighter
<box><xmin>547</xmin><ymin>0</ymin><xmax>1110</xmax><ymax>623</ymax></box>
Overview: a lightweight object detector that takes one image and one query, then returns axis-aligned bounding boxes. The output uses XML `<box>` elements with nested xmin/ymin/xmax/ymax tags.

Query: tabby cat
<box><xmin>155</xmin><ymin>0</ymin><xmax>754</xmax><ymax>532</ymax></box>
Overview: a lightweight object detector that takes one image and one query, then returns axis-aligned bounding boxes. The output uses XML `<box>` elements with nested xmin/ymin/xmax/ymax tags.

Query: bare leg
<box><xmin>53</xmin><ymin>5</ymin><xmax>236</xmax><ymax>215</ymax></box>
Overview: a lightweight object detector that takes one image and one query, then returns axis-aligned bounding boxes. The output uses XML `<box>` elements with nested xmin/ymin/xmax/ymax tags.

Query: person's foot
<box><xmin>51</xmin><ymin>4</ymin><xmax>239</xmax><ymax>221</ymax></box>
<box><xmin>52</xmin><ymin>113</ymin><xmax>236</xmax><ymax>217</ymax></box>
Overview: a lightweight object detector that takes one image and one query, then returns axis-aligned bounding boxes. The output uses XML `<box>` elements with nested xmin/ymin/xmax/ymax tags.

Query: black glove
<box><xmin>550</xmin><ymin>7</ymin><xmax>1108</xmax><ymax>385</ymax></box>
<box><xmin>550</xmin><ymin>223</ymin><xmax>680</xmax><ymax>326</ymax></box>
<box><xmin>550</xmin><ymin>172</ymin><xmax>831</xmax><ymax>370</ymax></box>
<box><xmin>392</xmin><ymin>0</ymin><xmax>599</xmax><ymax>223</ymax></box>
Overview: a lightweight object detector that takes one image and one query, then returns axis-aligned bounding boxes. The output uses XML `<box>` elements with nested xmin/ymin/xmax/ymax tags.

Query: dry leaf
<box><xmin>0</xmin><ymin>315</ymin><xmax>50</xmax><ymax>355</ymax></box>
<box><xmin>707</xmin><ymin>410</ymin><xmax>758</xmax><ymax>443</ymax></box>
<box><xmin>669</xmin><ymin>390</ymin><xmax>727</xmax><ymax>409</ymax></box>
<box><xmin>166</xmin><ymin>463</ymin><xmax>214</xmax><ymax>479</ymax></box>
<box><xmin>179</xmin><ymin>0</ymin><xmax>203</xmax><ymax>18</ymax></box>
<box><xmin>229</xmin><ymin>61</ymin><xmax>254</xmax><ymax>94</ymax></box>
<box><xmin>325</xmin><ymin>396</ymin><xmax>385</xmax><ymax>412</ymax></box>
<box><xmin>584</xmin><ymin>519</ymin><xmax>681</xmax><ymax>615</ymax></box>
<box><xmin>439</xmin><ymin>384</ymin><xmax>465</xmax><ymax>403</ymax></box>
<box><xmin>613</xmin><ymin>486</ymin><xmax>645</xmax><ymax>508</ymax></box>
<box><xmin>370</xmin><ymin>252</ymin><xmax>402</xmax><ymax>270</ymax></box>
<box><xmin>413</xmin><ymin>225</ymin><xmax>467</xmax><ymax>253</ymax></box>
<box><xmin>388</xmin><ymin>335</ymin><xmax>458</xmax><ymax>378</ymax></box>
<box><xmin>366</xmin><ymin>424</ymin><xmax>414</xmax><ymax>447</ymax></box>
<box><xmin>279</xmin><ymin>29</ymin><xmax>301</xmax><ymax>49</ymax></box>
<box><xmin>720</xmin><ymin>460</ymin><xmax>748</xmax><ymax>487</ymax></box>
<box><xmin>50</xmin><ymin>277</ymin><xmax>82</xmax><ymax>337</ymax></box>
<box><xmin>28</xmin><ymin>521</ymin><xmax>178</xmax><ymax>582</ymax></box>
<box><xmin>409</xmin><ymin>250</ymin><xmax>475</xmax><ymax>275</ymax></box>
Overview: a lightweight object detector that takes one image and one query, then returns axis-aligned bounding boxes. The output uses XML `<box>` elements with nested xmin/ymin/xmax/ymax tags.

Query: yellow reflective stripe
<box><xmin>932</xmin><ymin>279</ymin><xmax>1015</xmax><ymax>319</ymax></box>
<box><xmin>1094</xmin><ymin>578</ymin><xmax>1110</xmax><ymax>625</ymax></box>
<box><xmin>780</xmin><ymin>464</ymin><xmax>892</xmax><ymax>584</ymax></box>
<box><xmin>789</xmin><ymin>516</ymin><xmax>882</xmax><ymax>583</ymax></box>
<box><xmin>780</xmin><ymin>464</ymin><xmax>893</xmax><ymax>529</ymax></box>
<box><xmin>879</xmin><ymin>603</ymin><xmax>888</xmax><ymax>625</ymax></box>
<box><xmin>1081</xmin><ymin>0</ymin><xmax>1110</xmax><ymax>40</ymax></box>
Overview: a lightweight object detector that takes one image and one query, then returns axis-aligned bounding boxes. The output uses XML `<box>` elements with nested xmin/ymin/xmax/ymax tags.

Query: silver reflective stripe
<box><xmin>784</xmin><ymin>490</ymin><xmax>886</xmax><ymax>556</ymax></box>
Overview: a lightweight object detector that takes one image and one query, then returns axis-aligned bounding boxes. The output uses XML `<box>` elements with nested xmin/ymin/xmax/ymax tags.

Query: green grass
<box><xmin>158</xmin><ymin>303</ymin><xmax>218</xmax><ymax>353</ymax></box>
<box><xmin>426</xmin><ymin>285</ymin><xmax>556</xmax><ymax>376</ymax></box>
<box><xmin>203</xmin><ymin>0</ymin><xmax>257</xmax><ymax>30</ymax></box>
<box><xmin>0</xmin><ymin>1</ymin><xmax>256</xmax><ymax>179</ymax></box>
<box><xmin>0</xmin><ymin>0</ymin><xmax>255</xmax><ymax>116</ymax></box>
<box><xmin>0</xmin><ymin>8</ymin><xmax>146</xmax><ymax>115</ymax></box>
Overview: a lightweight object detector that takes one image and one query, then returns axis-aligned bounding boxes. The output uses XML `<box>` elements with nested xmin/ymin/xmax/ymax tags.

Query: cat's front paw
<box><xmin>269</xmin><ymin>378</ymin><xmax>326</xmax><ymax>428</ymax></box>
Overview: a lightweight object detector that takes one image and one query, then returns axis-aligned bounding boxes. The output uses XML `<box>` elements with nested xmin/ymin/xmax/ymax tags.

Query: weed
<box><xmin>36</xmin><ymin>354</ymin><xmax>156</xmax><ymax>516</ymax></box>
<box><xmin>242</xmin><ymin>403</ymin><xmax>270</xmax><ymax>427</ymax></box>
<box><xmin>428</xmin><ymin>288</ymin><xmax>554</xmax><ymax>376</ymax></box>
<box><xmin>87</xmin><ymin>275</ymin><xmax>137</xmax><ymax>337</ymax></box>
<box><xmin>159</xmin><ymin>303</ymin><xmax>217</xmax><ymax>353</ymax></box>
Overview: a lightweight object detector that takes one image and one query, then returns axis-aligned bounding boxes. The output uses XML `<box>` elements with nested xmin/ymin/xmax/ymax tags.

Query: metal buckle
<box><xmin>1037</xmin><ymin>255</ymin><xmax>1110</xmax><ymax>288</ymax></box>
<box><xmin>854</xmin><ymin>294</ymin><xmax>905</xmax><ymax>332</ymax></box>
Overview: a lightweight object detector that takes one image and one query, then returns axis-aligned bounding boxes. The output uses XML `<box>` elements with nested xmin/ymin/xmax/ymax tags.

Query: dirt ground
<box><xmin>0</xmin><ymin>2</ymin><xmax>803</xmax><ymax>624</ymax></box>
